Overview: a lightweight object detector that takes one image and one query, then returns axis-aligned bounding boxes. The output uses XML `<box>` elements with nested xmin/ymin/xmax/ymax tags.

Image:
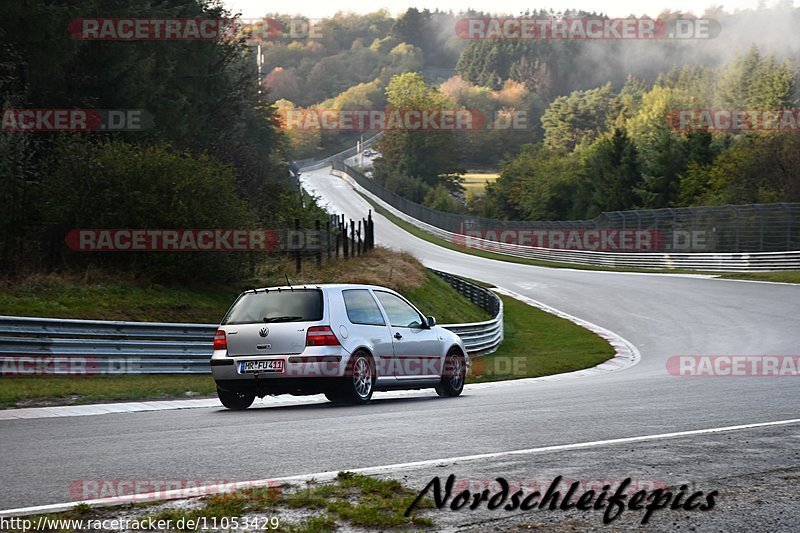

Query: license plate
<box><xmin>239</xmin><ymin>359</ymin><xmax>284</xmax><ymax>374</ymax></box>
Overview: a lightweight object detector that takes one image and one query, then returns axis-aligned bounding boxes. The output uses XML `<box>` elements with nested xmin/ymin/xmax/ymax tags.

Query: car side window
<box><xmin>374</xmin><ymin>291</ymin><xmax>424</xmax><ymax>328</ymax></box>
<box><xmin>342</xmin><ymin>289</ymin><xmax>386</xmax><ymax>326</ymax></box>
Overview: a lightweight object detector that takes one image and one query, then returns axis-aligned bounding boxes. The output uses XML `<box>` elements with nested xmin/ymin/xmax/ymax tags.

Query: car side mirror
<box><xmin>426</xmin><ymin>316</ymin><xmax>436</xmax><ymax>328</ymax></box>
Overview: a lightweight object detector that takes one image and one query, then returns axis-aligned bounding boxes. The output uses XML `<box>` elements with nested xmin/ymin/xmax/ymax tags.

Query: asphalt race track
<box><xmin>1</xmin><ymin>166</ymin><xmax>799</xmax><ymax>530</ymax></box>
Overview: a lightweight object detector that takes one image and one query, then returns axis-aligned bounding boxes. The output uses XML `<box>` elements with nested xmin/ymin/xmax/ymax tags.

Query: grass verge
<box><xmin>0</xmin><ymin>248</ymin><xmax>488</xmax><ymax>324</ymax></box>
<box><xmin>14</xmin><ymin>472</ymin><xmax>432</xmax><ymax>532</ymax></box>
<box><xmin>717</xmin><ymin>271</ymin><xmax>800</xmax><ymax>283</ymax></box>
<box><xmin>467</xmin><ymin>294</ymin><xmax>614</xmax><ymax>383</ymax></box>
<box><xmin>0</xmin><ymin>375</ymin><xmax>217</xmax><ymax>409</ymax></box>
<box><xmin>357</xmin><ymin>191</ymin><xmax>800</xmax><ymax>283</ymax></box>
<box><xmin>0</xmin><ymin>276</ymin><xmax>238</xmax><ymax>323</ymax></box>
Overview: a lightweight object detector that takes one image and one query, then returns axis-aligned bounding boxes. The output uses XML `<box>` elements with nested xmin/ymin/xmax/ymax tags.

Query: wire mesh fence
<box><xmin>333</xmin><ymin>161</ymin><xmax>800</xmax><ymax>253</ymax></box>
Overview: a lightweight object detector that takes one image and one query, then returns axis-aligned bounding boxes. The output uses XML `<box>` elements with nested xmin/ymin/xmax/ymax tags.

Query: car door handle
<box><xmin>394</xmin><ymin>332</ymin><xmax>402</xmax><ymax>340</ymax></box>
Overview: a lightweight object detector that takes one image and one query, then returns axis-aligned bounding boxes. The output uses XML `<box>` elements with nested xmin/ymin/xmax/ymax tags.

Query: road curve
<box><xmin>1</xmin><ymin>166</ymin><xmax>798</xmax><ymax>526</ymax></box>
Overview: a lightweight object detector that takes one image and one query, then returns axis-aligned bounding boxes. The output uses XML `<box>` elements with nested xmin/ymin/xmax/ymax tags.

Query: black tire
<box><xmin>324</xmin><ymin>389</ymin><xmax>345</xmax><ymax>403</ymax></box>
<box><xmin>435</xmin><ymin>351</ymin><xmax>465</xmax><ymax>398</ymax></box>
<box><xmin>217</xmin><ymin>387</ymin><xmax>255</xmax><ymax>410</ymax></box>
<box><xmin>338</xmin><ymin>351</ymin><xmax>375</xmax><ymax>404</ymax></box>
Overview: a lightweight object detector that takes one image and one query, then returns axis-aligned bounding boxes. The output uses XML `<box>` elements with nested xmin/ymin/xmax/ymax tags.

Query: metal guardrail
<box><xmin>430</xmin><ymin>270</ymin><xmax>503</xmax><ymax>356</ymax></box>
<box><xmin>0</xmin><ymin>273</ymin><xmax>503</xmax><ymax>374</ymax></box>
<box><xmin>0</xmin><ymin>316</ymin><xmax>216</xmax><ymax>374</ymax></box>
<box><xmin>332</xmin><ymin>162</ymin><xmax>800</xmax><ymax>271</ymax></box>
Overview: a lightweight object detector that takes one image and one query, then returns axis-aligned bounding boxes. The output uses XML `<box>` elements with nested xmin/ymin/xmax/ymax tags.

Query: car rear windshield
<box><xmin>222</xmin><ymin>289</ymin><xmax>323</xmax><ymax>325</ymax></box>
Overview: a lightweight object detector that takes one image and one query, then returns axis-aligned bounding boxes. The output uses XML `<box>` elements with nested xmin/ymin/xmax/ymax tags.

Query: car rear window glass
<box><xmin>222</xmin><ymin>289</ymin><xmax>323</xmax><ymax>325</ymax></box>
<box><xmin>342</xmin><ymin>289</ymin><xmax>385</xmax><ymax>326</ymax></box>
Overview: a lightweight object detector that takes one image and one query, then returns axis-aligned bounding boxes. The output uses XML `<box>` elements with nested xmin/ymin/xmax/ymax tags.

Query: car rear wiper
<box><xmin>262</xmin><ymin>315</ymin><xmax>304</xmax><ymax>322</ymax></box>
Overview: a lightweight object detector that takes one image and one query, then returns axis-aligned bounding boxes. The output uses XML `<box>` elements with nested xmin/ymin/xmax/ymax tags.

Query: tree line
<box><xmin>1</xmin><ymin>0</ymin><xmax>325</xmax><ymax>283</ymax></box>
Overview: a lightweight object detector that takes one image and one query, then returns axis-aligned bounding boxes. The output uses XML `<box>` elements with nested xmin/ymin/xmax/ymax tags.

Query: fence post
<box><xmin>294</xmin><ymin>218</ymin><xmax>301</xmax><ymax>273</ymax></box>
<box><xmin>340</xmin><ymin>215</ymin><xmax>345</xmax><ymax>258</ymax></box>
<box><xmin>367</xmin><ymin>210</ymin><xmax>373</xmax><ymax>249</ymax></box>
<box><xmin>315</xmin><ymin>219</ymin><xmax>322</xmax><ymax>267</ymax></box>
<box><xmin>350</xmin><ymin>219</ymin><xmax>355</xmax><ymax>257</ymax></box>
<box><xmin>326</xmin><ymin>220</ymin><xmax>331</xmax><ymax>262</ymax></box>
<box><xmin>360</xmin><ymin>220</ymin><xmax>365</xmax><ymax>255</ymax></box>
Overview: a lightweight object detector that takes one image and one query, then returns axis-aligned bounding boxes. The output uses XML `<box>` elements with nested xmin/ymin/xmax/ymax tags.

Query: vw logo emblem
<box><xmin>259</xmin><ymin>327</ymin><xmax>269</xmax><ymax>337</ymax></box>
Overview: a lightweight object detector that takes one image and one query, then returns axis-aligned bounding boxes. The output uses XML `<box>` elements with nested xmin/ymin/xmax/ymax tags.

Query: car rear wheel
<box><xmin>338</xmin><ymin>352</ymin><xmax>374</xmax><ymax>404</ymax></box>
<box><xmin>217</xmin><ymin>388</ymin><xmax>255</xmax><ymax>410</ymax></box>
<box><xmin>436</xmin><ymin>351</ymin><xmax>465</xmax><ymax>397</ymax></box>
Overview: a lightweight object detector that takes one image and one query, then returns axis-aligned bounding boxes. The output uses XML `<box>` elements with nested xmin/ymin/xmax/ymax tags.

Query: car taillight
<box><xmin>213</xmin><ymin>329</ymin><xmax>227</xmax><ymax>351</ymax></box>
<box><xmin>306</xmin><ymin>326</ymin><xmax>340</xmax><ymax>346</ymax></box>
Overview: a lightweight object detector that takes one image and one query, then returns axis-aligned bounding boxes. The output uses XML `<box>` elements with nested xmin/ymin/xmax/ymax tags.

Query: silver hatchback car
<box><xmin>210</xmin><ymin>284</ymin><xmax>468</xmax><ymax>409</ymax></box>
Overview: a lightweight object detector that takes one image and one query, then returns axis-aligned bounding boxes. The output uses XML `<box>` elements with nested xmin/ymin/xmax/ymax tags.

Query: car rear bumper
<box><xmin>214</xmin><ymin>377</ymin><xmax>341</xmax><ymax>396</ymax></box>
<box><xmin>211</xmin><ymin>348</ymin><xmax>353</xmax><ymax>389</ymax></box>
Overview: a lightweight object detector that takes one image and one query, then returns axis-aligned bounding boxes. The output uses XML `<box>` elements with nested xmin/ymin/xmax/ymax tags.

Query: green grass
<box><xmin>147</xmin><ymin>472</ymin><xmax>429</xmax><ymax>531</ymax></box>
<box><xmin>357</xmin><ymin>191</ymin><xmax>800</xmax><ymax>283</ymax></box>
<box><xmin>405</xmin><ymin>271</ymin><xmax>490</xmax><ymax>323</ymax></box>
<box><xmin>467</xmin><ymin>294</ymin><xmax>614</xmax><ymax>383</ymax></box>
<box><xmin>0</xmin><ymin>278</ymin><xmax>238</xmax><ymax>323</ymax></box>
<box><xmin>284</xmin><ymin>472</ymin><xmax>432</xmax><ymax>528</ymax></box>
<box><xmin>0</xmin><ymin>252</ymin><xmax>488</xmax><ymax>324</ymax></box>
<box><xmin>19</xmin><ymin>472</ymin><xmax>431</xmax><ymax>532</ymax></box>
<box><xmin>150</xmin><ymin>484</ymin><xmax>282</xmax><ymax>523</ymax></box>
<box><xmin>0</xmin><ymin>375</ymin><xmax>218</xmax><ymax>409</ymax></box>
<box><xmin>718</xmin><ymin>271</ymin><xmax>800</xmax><ymax>283</ymax></box>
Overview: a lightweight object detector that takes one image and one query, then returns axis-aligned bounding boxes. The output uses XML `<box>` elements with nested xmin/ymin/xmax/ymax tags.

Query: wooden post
<box><xmin>294</xmin><ymin>218</ymin><xmax>301</xmax><ymax>273</ymax></box>
<box><xmin>315</xmin><ymin>219</ymin><xmax>322</xmax><ymax>267</ymax></box>
<box><xmin>336</xmin><ymin>215</ymin><xmax>342</xmax><ymax>258</ymax></box>
<box><xmin>325</xmin><ymin>220</ymin><xmax>331</xmax><ymax>261</ymax></box>
<box><xmin>367</xmin><ymin>210</ymin><xmax>373</xmax><ymax>250</ymax></box>
<box><xmin>357</xmin><ymin>220</ymin><xmax>362</xmax><ymax>255</ymax></box>
<box><xmin>350</xmin><ymin>219</ymin><xmax>355</xmax><ymax>257</ymax></box>
<box><xmin>342</xmin><ymin>216</ymin><xmax>349</xmax><ymax>258</ymax></box>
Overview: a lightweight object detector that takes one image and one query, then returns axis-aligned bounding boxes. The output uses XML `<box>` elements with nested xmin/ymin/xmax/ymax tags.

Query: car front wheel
<box><xmin>217</xmin><ymin>388</ymin><xmax>255</xmax><ymax>410</ymax></box>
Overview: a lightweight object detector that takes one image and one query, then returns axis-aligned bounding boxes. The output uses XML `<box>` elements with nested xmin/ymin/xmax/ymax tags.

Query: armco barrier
<box><xmin>331</xmin><ymin>162</ymin><xmax>800</xmax><ymax>272</ymax></box>
<box><xmin>0</xmin><ymin>273</ymin><xmax>503</xmax><ymax>374</ymax></box>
